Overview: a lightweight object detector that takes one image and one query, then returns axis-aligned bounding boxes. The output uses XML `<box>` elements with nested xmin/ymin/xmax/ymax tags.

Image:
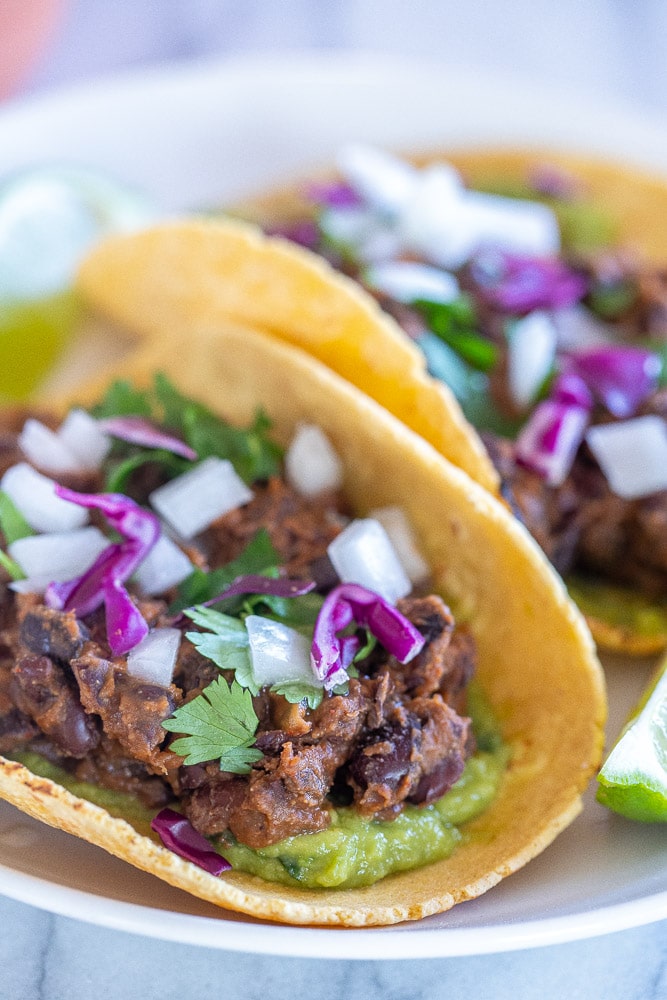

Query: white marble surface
<box><xmin>0</xmin><ymin>2</ymin><xmax>666</xmax><ymax>997</ymax></box>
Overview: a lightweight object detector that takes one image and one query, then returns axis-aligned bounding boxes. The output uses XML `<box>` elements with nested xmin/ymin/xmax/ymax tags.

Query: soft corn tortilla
<box><xmin>74</xmin><ymin>215</ymin><xmax>498</xmax><ymax>495</ymax></box>
<box><xmin>0</xmin><ymin>250</ymin><xmax>605</xmax><ymax>925</ymax></box>
<box><xmin>232</xmin><ymin>147</ymin><xmax>667</xmax><ymax>656</ymax></box>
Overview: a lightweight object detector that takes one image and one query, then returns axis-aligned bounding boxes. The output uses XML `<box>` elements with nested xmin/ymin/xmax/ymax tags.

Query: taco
<box><xmin>0</xmin><ymin>225</ymin><xmax>605</xmax><ymax>927</ymax></box>
<box><xmin>225</xmin><ymin>147</ymin><xmax>667</xmax><ymax>656</ymax></box>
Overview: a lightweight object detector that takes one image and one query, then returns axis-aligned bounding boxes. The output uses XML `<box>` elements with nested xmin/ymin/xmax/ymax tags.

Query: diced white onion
<box><xmin>336</xmin><ymin>143</ymin><xmax>418</xmax><ymax>214</ymax></box>
<box><xmin>368</xmin><ymin>506</ymin><xmax>430</xmax><ymax>585</ymax></box>
<box><xmin>507</xmin><ymin>310</ymin><xmax>558</xmax><ymax>409</ymax></box>
<box><xmin>126</xmin><ymin>627</ymin><xmax>181</xmax><ymax>687</ymax></box>
<box><xmin>327</xmin><ymin>518</ymin><xmax>412</xmax><ymax>604</ymax></box>
<box><xmin>284</xmin><ymin>424</ymin><xmax>344</xmax><ymax>498</ymax></box>
<box><xmin>462</xmin><ymin>190</ymin><xmax>561</xmax><ymax>257</ymax></box>
<box><xmin>551</xmin><ymin>304</ymin><xmax>614</xmax><ymax>351</ymax></box>
<box><xmin>1</xmin><ymin>463</ymin><xmax>89</xmax><ymax>532</ymax></box>
<box><xmin>245</xmin><ymin>614</ymin><xmax>319</xmax><ymax>689</ymax></box>
<box><xmin>133</xmin><ymin>533</ymin><xmax>194</xmax><ymax>596</ymax></box>
<box><xmin>319</xmin><ymin>206</ymin><xmax>401</xmax><ymax>264</ymax></box>
<box><xmin>397</xmin><ymin>164</ymin><xmax>466</xmax><ymax>267</ymax></box>
<box><xmin>57</xmin><ymin>409</ymin><xmax>112</xmax><ymax>470</ymax></box>
<box><xmin>586</xmin><ymin>416</ymin><xmax>667</xmax><ymax>500</ymax></box>
<box><xmin>18</xmin><ymin>419</ymin><xmax>86</xmax><ymax>476</ymax></box>
<box><xmin>399</xmin><ymin>170</ymin><xmax>560</xmax><ymax>269</ymax></box>
<box><xmin>149</xmin><ymin>457</ymin><xmax>253</xmax><ymax>540</ymax></box>
<box><xmin>8</xmin><ymin>526</ymin><xmax>108</xmax><ymax>593</ymax></box>
<box><xmin>364</xmin><ymin>260</ymin><xmax>460</xmax><ymax>305</ymax></box>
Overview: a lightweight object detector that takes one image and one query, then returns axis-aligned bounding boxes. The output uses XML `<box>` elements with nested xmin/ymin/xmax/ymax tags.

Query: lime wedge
<box><xmin>597</xmin><ymin>657</ymin><xmax>667</xmax><ymax>821</ymax></box>
<box><xmin>0</xmin><ymin>166</ymin><xmax>155</xmax><ymax>400</ymax></box>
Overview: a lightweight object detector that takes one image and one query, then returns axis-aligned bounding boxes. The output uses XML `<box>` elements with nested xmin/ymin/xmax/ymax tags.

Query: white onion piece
<box><xmin>368</xmin><ymin>506</ymin><xmax>429</xmax><ymax>585</ymax></box>
<box><xmin>285</xmin><ymin>424</ymin><xmax>344</xmax><ymax>498</ymax></box>
<box><xmin>336</xmin><ymin>143</ymin><xmax>417</xmax><ymax>214</ymax></box>
<box><xmin>149</xmin><ymin>457</ymin><xmax>253</xmax><ymax>540</ymax></box>
<box><xmin>134</xmin><ymin>533</ymin><xmax>194</xmax><ymax>596</ymax></box>
<box><xmin>327</xmin><ymin>518</ymin><xmax>411</xmax><ymax>604</ymax></box>
<box><xmin>551</xmin><ymin>304</ymin><xmax>614</xmax><ymax>351</ymax></box>
<box><xmin>126</xmin><ymin>627</ymin><xmax>181</xmax><ymax>687</ymax></box>
<box><xmin>399</xmin><ymin>173</ymin><xmax>560</xmax><ymax>269</ymax></box>
<box><xmin>364</xmin><ymin>260</ymin><xmax>460</xmax><ymax>305</ymax></box>
<box><xmin>18</xmin><ymin>419</ymin><xmax>85</xmax><ymax>475</ymax></box>
<box><xmin>586</xmin><ymin>416</ymin><xmax>667</xmax><ymax>500</ymax></box>
<box><xmin>319</xmin><ymin>206</ymin><xmax>401</xmax><ymax>264</ymax></box>
<box><xmin>463</xmin><ymin>190</ymin><xmax>560</xmax><ymax>257</ymax></box>
<box><xmin>508</xmin><ymin>310</ymin><xmax>558</xmax><ymax>409</ymax></box>
<box><xmin>245</xmin><ymin>615</ymin><xmax>319</xmax><ymax>689</ymax></box>
<box><xmin>397</xmin><ymin>164</ymin><xmax>466</xmax><ymax>267</ymax></box>
<box><xmin>8</xmin><ymin>526</ymin><xmax>108</xmax><ymax>593</ymax></box>
<box><xmin>58</xmin><ymin>408</ymin><xmax>112</xmax><ymax>470</ymax></box>
<box><xmin>1</xmin><ymin>463</ymin><xmax>88</xmax><ymax>532</ymax></box>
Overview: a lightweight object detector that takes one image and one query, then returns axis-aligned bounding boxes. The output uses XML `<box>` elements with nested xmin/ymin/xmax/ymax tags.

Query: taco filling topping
<box><xmin>252</xmin><ymin>145</ymin><xmax>667</xmax><ymax>645</ymax></box>
<box><xmin>0</xmin><ymin>375</ymin><xmax>505</xmax><ymax>889</ymax></box>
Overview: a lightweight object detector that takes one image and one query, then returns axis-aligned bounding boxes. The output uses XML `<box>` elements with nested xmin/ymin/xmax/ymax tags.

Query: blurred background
<box><xmin>2</xmin><ymin>0</ymin><xmax>667</xmax><ymax>115</ymax></box>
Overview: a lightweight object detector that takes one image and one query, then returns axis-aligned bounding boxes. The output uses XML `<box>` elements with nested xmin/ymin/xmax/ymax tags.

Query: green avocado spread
<box><xmin>12</xmin><ymin>686</ymin><xmax>508</xmax><ymax>891</ymax></box>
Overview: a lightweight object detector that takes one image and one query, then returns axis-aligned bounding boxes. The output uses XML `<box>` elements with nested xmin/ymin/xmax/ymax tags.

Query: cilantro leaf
<box><xmin>154</xmin><ymin>373</ymin><xmax>282</xmax><ymax>483</ymax></box>
<box><xmin>184</xmin><ymin>606</ymin><xmax>258</xmax><ymax>694</ymax></box>
<box><xmin>162</xmin><ymin>677</ymin><xmax>263</xmax><ymax>772</ymax></box>
<box><xmin>0</xmin><ymin>549</ymin><xmax>25</xmax><ymax>581</ymax></box>
<box><xmin>104</xmin><ymin>448</ymin><xmax>189</xmax><ymax>495</ymax></box>
<box><xmin>90</xmin><ymin>373</ymin><xmax>283</xmax><ymax>491</ymax></box>
<box><xmin>90</xmin><ymin>379</ymin><xmax>153</xmax><ymax>419</ymax></box>
<box><xmin>270</xmin><ymin>681</ymin><xmax>323</xmax><ymax>710</ymax></box>
<box><xmin>0</xmin><ymin>491</ymin><xmax>34</xmax><ymax>545</ymax></box>
<box><xmin>415</xmin><ymin>296</ymin><xmax>498</xmax><ymax>372</ymax></box>
<box><xmin>169</xmin><ymin>529</ymin><xmax>279</xmax><ymax>613</ymax></box>
<box><xmin>250</xmin><ymin>590</ymin><xmax>325</xmax><ymax>629</ymax></box>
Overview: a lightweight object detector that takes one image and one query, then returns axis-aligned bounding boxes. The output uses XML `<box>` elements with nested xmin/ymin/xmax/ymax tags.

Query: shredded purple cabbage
<box><xmin>98</xmin><ymin>415</ymin><xmax>197</xmax><ymax>461</ymax></box>
<box><xmin>515</xmin><ymin>399</ymin><xmax>590</xmax><ymax>486</ymax></box>
<box><xmin>45</xmin><ymin>488</ymin><xmax>160</xmax><ymax>656</ymax></box>
<box><xmin>311</xmin><ymin>583</ymin><xmax>425</xmax><ymax>691</ymax></box>
<box><xmin>169</xmin><ymin>574</ymin><xmax>317</xmax><ymax>626</ymax></box>
<box><xmin>265</xmin><ymin>220</ymin><xmax>321</xmax><ymax>250</ymax></box>
<box><xmin>551</xmin><ymin>372</ymin><xmax>594</xmax><ymax>410</ymax></box>
<box><xmin>567</xmin><ymin>346</ymin><xmax>662</xmax><ymax>418</ymax></box>
<box><xmin>305</xmin><ymin>181</ymin><xmax>362</xmax><ymax>208</ymax></box>
<box><xmin>207</xmin><ymin>574</ymin><xmax>316</xmax><ymax>603</ymax></box>
<box><xmin>151</xmin><ymin>808</ymin><xmax>231</xmax><ymax>875</ymax></box>
<box><xmin>470</xmin><ymin>248</ymin><xmax>587</xmax><ymax>314</ymax></box>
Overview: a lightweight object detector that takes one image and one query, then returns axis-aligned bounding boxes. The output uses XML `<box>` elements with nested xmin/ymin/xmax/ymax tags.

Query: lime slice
<box><xmin>597</xmin><ymin>657</ymin><xmax>667</xmax><ymax>821</ymax></box>
<box><xmin>0</xmin><ymin>166</ymin><xmax>155</xmax><ymax>400</ymax></box>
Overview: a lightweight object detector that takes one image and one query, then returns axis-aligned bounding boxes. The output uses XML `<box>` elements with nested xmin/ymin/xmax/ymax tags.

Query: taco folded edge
<box><xmin>0</xmin><ymin>233</ymin><xmax>605</xmax><ymax>927</ymax></box>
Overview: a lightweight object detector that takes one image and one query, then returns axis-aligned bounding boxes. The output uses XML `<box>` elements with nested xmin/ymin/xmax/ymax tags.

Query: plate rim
<box><xmin>0</xmin><ymin>48</ymin><xmax>666</xmax><ymax>958</ymax></box>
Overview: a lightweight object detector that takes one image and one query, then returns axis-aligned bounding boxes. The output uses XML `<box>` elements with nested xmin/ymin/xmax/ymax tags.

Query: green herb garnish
<box><xmin>92</xmin><ymin>373</ymin><xmax>283</xmax><ymax>488</ymax></box>
<box><xmin>415</xmin><ymin>297</ymin><xmax>498</xmax><ymax>372</ymax></box>
<box><xmin>163</xmin><ymin>676</ymin><xmax>263</xmax><ymax>772</ymax></box>
<box><xmin>170</xmin><ymin>529</ymin><xmax>279</xmax><ymax>613</ymax></box>
<box><xmin>0</xmin><ymin>490</ymin><xmax>34</xmax><ymax>544</ymax></box>
<box><xmin>184</xmin><ymin>606</ymin><xmax>257</xmax><ymax>694</ymax></box>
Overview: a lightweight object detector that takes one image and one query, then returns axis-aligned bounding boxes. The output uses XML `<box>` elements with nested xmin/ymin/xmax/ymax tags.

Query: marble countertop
<box><xmin>0</xmin><ymin>3</ymin><xmax>665</xmax><ymax>997</ymax></box>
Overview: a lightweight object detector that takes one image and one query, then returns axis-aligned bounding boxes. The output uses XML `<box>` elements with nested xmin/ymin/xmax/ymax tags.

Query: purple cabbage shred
<box><xmin>45</xmin><ymin>488</ymin><xmax>161</xmax><ymax>656</ymax></box>
<box><xmin>98</xmin><ymin>415</ymin><xmax>198</xmax><ymax>460</ymax></box>
<box><xmin>471</xmin><ymin>248</ymin><xmax>587</xmax><ymax>314</ymax></box>
<box><xmin>311</xmin><ymin>583</ymin><xmax>425</xmax><ymax>692</ymax></box>
<box><xmin>567</xmin><ymin>346</ymin><xmax>662</xmax><ymax>418</ymax></box>
<box><xmin>151</xmin><ymin>808</ymin><xmax>231</xmax><ymax>875</ymax></box>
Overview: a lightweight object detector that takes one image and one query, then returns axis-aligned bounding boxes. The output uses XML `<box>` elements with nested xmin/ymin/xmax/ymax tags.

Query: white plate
<box><xmin>0</xmin><ymin>50</ymin><xmax>665</xmax><ymax>959</ymax></box>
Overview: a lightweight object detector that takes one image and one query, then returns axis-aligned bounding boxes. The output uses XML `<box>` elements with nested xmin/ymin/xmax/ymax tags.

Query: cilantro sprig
<box><xmin>162</xmin><ymin>677</ymin><xmax>263</xmax><ymax>773</ymax></box>
<box><xmin>91</xmin><ymin>373</ymin><xmax>283</xmax><ymax>490</ymax></box>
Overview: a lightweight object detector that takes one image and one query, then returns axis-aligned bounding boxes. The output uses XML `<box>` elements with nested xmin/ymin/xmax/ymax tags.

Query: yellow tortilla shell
<box><xmin>74</xmin><ymin>216</ymin><xmax>498</xmax><ymax>495</ymax></box>
<box><xmin>0</xmin><ymin>246</ymin><xmax>605</xmax><ymax>924</ymax></box>
<box><xmin>233</xmin><ymin>147</ymin><xmax>667</xmax><ymax>656</ymax></box>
